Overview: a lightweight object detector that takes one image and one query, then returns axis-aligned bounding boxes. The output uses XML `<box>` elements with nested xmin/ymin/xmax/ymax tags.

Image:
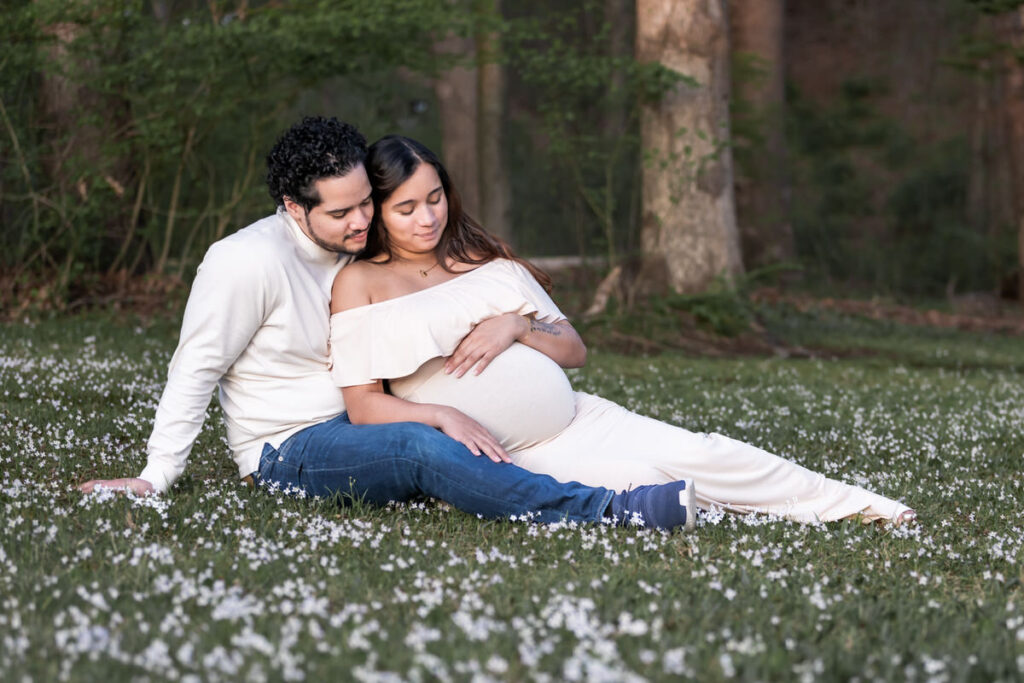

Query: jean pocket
<box><xmin>258</xmin><ymin>442</ymin><xmax>304</xmax><ymax>491</ymax></box>
<box><xmin>258</xmin><ymin>443</ymin><xmax>281</xmax><ymax>483</ymax></box>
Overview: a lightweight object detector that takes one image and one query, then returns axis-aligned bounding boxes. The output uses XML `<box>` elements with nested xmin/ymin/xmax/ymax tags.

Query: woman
<box><xmin>329</xmin><ymin>135</ymin><xmax>916</xmax><ymax>526</ymax></box>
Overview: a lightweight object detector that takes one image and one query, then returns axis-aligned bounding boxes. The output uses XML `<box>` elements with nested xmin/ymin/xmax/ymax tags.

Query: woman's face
<box><xmin>380</xmin><ymin>162</ymin><xmax>448</xmax><ymax>258</ymax></box>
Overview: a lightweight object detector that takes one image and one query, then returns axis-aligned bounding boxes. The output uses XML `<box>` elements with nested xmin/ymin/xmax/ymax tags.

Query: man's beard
<box><xmin>302</xmin><ymin>209</ymin><xmax>367</xmax><ymax>255</ymax></box>
<box><xmin>307</xmin><ymin>228</ymin><xmax>365</xmax><ymax>256</ymax></box>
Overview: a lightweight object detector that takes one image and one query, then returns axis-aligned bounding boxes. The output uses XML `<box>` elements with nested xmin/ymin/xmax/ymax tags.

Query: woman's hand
<box><xmin>444</xmin><ymin>313</ymin><xmax>528</xmax><ymax>378</ymax></box>
<box><xmin>433</xmin><ymin>406</ymin><xmax>510</xmax><ymax>463</ymax></box>
<box><xmin>78</xmin><ymin>478</ymin><xmax>155</xmax><ymax>496</ymax></box>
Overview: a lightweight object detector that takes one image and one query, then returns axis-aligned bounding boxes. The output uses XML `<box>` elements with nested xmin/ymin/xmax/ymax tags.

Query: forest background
<box><xmin>2</xmin><ymin>0</ymin><xmax>1024</xmax><ymax>319</ymax></box>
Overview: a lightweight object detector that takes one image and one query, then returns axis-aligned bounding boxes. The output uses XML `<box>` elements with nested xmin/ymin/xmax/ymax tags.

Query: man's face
<box><xmin>283</xmin><ymin>164</ymin><xmax>373</xmax><ymax>255</ymax></box>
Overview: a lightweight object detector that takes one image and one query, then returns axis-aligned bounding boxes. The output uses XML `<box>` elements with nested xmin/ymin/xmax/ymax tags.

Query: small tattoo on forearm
<box><xmin>529</xmin><ymin>319</ymin><xmax>562</xmax><ymax>336</ymax></box>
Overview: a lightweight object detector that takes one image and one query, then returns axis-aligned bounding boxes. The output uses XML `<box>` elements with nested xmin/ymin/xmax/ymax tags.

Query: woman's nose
<box><xmin>418</xmin><ymin>205</ymin><xmax>436</xmax><ymax>225</ymax></box>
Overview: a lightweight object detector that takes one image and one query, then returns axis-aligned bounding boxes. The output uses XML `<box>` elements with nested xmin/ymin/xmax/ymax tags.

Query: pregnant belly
<box><xmin>390</xmin><ymin>342</ymin><xmax>576</xmax><ymax>452</ymax></box>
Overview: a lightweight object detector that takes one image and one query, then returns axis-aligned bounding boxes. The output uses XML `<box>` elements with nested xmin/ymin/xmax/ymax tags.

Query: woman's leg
<box><xmin>510</xmin><ymin>393</ymin><xmax>912</xmax><ymax>523</ymax></box>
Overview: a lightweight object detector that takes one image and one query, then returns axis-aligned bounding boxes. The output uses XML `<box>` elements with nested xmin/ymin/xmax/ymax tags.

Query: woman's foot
<box><xmin>894</xmin><ymin>508</ymin><xmax>917</xmax><ymax>527</ymax></box>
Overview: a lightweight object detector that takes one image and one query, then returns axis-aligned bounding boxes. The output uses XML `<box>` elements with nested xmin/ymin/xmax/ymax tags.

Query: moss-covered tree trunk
<box><xmin>636</xmin><ymin>0</ymin><xmax>743</xmax><ymax>294</ymax></box>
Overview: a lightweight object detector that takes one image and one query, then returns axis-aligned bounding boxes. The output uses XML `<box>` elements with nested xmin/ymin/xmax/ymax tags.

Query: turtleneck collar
<box><xmin>277</xmin><ymin>206</ymin><xmax>351</xmax><ymax>267</ymax></box>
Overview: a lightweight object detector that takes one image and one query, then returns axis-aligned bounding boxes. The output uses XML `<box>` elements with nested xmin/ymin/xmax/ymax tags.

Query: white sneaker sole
<box><xmin>679</xmin><ymin>479</ymin><xmax>697</xmax><ymax>532</ymax></box>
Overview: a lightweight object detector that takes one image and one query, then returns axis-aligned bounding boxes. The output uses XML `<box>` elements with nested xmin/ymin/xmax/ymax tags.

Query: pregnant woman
<box><xmin>329</xmin><ymin>135</ymin><xmax>916</xmax><ymax>526</ymax></box>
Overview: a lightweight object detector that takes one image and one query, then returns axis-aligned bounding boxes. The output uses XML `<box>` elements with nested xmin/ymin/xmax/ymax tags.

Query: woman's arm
<box><xmin>443</xmin><ymin>313</ymin><xmax>587</xmax><ymax>378</ymax></box>
<box><xmin>330</xmin><ymin>264</ymin><xmax>509</xmax><ymax>463</ymax></box>
<box><xmin>342</xmin><ymin>383</ymin><xmax>510</xmax><ymax>463</ymax></box>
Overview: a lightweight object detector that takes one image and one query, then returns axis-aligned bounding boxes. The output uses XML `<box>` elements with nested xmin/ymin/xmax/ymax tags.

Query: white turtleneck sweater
<box><xmin>138</xmin><ymin>208</ymin><xmax>350</xmax><ymax>493</ymax></box>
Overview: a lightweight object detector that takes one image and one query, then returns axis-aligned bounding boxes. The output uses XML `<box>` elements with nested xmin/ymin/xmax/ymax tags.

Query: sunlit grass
<box><xmin>1</xmin><ymin>310</ymin><xmax>1022</xmax><ymax>680</ymax></box>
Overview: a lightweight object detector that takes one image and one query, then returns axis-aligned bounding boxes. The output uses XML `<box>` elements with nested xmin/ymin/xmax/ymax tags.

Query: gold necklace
<box><xmin>418</xmin><ymin>261</ymin><xmax>441</xmax><ymax>278</ymax></box>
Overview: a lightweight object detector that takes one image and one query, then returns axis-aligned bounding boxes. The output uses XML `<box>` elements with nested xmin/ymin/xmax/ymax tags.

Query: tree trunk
<box><xmin>981</xmin><ymin>7</ymin><xmax>1024</xmax><ymax>302</ymax></box>
<box><xmin>604</xmin><ymin>0</ymin><xmax>633</xmax><ymax>137</ymax></box>
<box><xmin>1002</xmin><ymin>8</ymin><xmax>1024</xmax><ymax>302</ymax></box>
<box><xmin>37</xmin><ymin>2</ymin><xmax>134</xmax><ymax>264</ymax></box>
<box><xmin>967</xmin><ymin>14</ymin><xmax>1016</xmax><ymax>297</ymax></box>
<box><xmin>730</xmin><ymin>0</ymin><xmax>793</xmax><ymax>267</ymax></box>
<box><xmin>434</xmin><ymin>33</ymin><xmax>481</xmax><ymax>217</ymax></box>
<box><xmin>38</xmin><ymin>17</ymin><xmax>97</xmax><ymax>199</ymax></box>
<box><xmin>477</xmin><ymin>2</ymin><xmax>511</xmax><ymax>242</ymax></box>
<box><xmin>635</xmin><ymin>0</ymin><xmax>743</xmax><ymax>294</ymax></box>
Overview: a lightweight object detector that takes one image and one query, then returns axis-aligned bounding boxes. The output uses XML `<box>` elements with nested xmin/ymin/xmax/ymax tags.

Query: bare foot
<box><xmin>894</xmin><ymin>509</ymin><xmax>917</xmax><ymax>527</ymax></box>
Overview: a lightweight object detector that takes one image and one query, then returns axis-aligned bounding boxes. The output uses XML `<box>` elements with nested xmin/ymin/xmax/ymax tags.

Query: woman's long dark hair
<box><xmin>362</xmin><ymin>135</ymin><xmax>552</xmax><ymax>291</ymax></box>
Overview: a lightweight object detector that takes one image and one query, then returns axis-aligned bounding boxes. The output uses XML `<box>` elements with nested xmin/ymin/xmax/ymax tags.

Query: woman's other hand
<box><xmin>433</xmin><ymin>406</ymin><xmax>511</xmax><ymax>463</ymax></box>
<box><xmin>78</xmin><ymin>478</ymin><xmax>155</xmax><ymax>496</ymax></box>
<box><xmin>444</xmin><ymin>313</ymin><xmax>527</xmax><ymax>378</ymax></box>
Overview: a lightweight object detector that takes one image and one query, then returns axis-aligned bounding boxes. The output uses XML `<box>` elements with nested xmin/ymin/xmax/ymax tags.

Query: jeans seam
<box><xmin>301</xmin><ymin>455</ymin><xmax>606</xmax><ymax>522</ymax></box>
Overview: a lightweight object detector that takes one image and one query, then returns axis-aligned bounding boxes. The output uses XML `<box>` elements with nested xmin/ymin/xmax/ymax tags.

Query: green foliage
<box><xmin>0</xmin><ymin>0</ymin><xmax>455</xmax><ymax>295</ymax></box>
<box><xmin>784</xmin><ymin>75</ymin><xmax>1004</xmax><ymax>297</ymax></box>
<box><xmin>1</xmin><ymin>0</ymin><xmax>678</xmax><ymax>303</ymax></box>
<box><xmin>660</xmin><ymin>274</ymin><xmax>759</xmax><ymax>338</ymax></box>
<box><xmin>503</xmin><ymin>0</ymin><xmax>684</xmax><ymax>262</ymax></box>
<box><xmin>579</xmin><ymin>264</ymin><xmax>799</xmax><ymax>345</ymax></box>
<box><xmin>967</xmin><ymin>0</ymin><xmax>1024</xmax><ymax>13</ymax></box>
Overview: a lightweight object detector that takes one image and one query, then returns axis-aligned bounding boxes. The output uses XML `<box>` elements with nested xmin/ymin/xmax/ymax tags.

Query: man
<box><xmin>79</xmin><ymin>116</ymin><xmax>695</xmax><ymax>531</ymax></box>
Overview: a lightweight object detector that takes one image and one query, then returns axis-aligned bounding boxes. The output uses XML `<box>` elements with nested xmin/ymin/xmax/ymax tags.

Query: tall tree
<box><xmin>730</xmin><ymin>0</ymin><xmax>793</xmax><ymax>267</ymax></box>
<box><xmin>635</xmin><ymin>0</ymin><xmax>743</xmax><ymax>293</ymax></box>
<box><xmin>996</xmin><ymin>6</ymin><xmax>1024</xmax><ymax>302</ymax></box>
<box><xmin>434</xmin><ymin>33</ymin><xmax>482</xmax><ymax>217</ymax></box>
<box><xmin>968</xmin><ymin>1</ymin><xmax>1024</xmax><ymax>302</ymax></box>
<box><xmin>433</xmin><ymin>1</ymin><xmax>510</xmax><ymax>242</ymax></box>
<box><xmin>36</xmin><ymin>0</ymin><xmax>133</xmax><ymax>277</ymax></box>
<box><xmin>476</xmin><ymin>0</ymin><xmax>511</xmax><ymax>242</ymax></box>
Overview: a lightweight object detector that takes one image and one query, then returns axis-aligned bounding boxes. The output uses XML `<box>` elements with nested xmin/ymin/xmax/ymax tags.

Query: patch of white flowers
<box><xmin>0</xmin><ymin>322</ymin><xmax>1021</xmax><ymax>680</ymax></box>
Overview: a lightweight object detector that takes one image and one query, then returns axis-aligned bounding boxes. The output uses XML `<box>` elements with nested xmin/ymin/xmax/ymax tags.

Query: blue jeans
<box><xmin>256</xmin><ymin>414</ymin><xmax>615</xmax><ymax>524</ymax></box>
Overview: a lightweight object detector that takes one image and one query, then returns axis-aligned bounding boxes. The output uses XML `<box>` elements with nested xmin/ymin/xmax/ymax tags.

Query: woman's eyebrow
<box><xmin>391</xmin><ymin>186</ymin><xmax>442</xmax><ymax>210</ymax></box>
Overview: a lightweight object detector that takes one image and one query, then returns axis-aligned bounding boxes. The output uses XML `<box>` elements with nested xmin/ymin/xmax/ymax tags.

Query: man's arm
<box><xmin>80</xmin><ymin>241</ymin><xmax>270</xmax><ymax>495</ymax></box>
<box><xmin>78</xmin><ymin>477</ymin><xmax>154</xmax><ymax>496</ymax></box>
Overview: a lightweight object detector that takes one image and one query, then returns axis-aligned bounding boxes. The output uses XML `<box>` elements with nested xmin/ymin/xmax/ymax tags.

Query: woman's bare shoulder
<box><xmin>331</xmin><ymin>261</ymin><xmax>379</xmax><ymax>313</ymax></box>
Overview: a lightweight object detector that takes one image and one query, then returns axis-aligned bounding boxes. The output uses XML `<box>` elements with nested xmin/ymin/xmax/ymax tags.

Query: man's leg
<box><xmin>257</xmin><ymin>414</ymin><xmax>615</xmax><ymax>524</ymax></box>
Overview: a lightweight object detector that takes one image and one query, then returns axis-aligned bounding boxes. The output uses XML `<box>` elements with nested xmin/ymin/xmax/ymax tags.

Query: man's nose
<box><xmin>353</xmin><ymin>205</ymin><xmax>372</xmax><ymax>229</ymax></box>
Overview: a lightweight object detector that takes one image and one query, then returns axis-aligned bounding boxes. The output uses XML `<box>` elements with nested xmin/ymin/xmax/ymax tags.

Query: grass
<box><xmin>0</xmin><ymin>308</ymin><xmax>1022</xmax><ymax>681</ymax></box>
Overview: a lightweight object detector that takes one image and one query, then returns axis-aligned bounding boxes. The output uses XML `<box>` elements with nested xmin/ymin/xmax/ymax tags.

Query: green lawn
<box><xmin>0</xmin><ymin>310</ymin><xmax>1022</xmax><ymax>681</ymax></box>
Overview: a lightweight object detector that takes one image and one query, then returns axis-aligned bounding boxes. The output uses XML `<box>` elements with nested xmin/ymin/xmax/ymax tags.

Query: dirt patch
<box><xmin>751</xmin><ymin>287</ymin><xmax>1024</xmax><ymax>336</ymax></box>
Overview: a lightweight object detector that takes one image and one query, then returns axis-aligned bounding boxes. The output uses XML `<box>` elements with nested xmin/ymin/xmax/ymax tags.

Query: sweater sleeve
<box><xmin>138</xmin><ymin>240</ymin><xmax>271</xmax><ymax>493</ymax></box>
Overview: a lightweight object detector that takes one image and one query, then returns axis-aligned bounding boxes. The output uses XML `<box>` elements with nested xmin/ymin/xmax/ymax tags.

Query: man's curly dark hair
<box><xmin>266</xmin><ymin>116</ymin><xmax>368</xmax><ymax>211</ymax></box>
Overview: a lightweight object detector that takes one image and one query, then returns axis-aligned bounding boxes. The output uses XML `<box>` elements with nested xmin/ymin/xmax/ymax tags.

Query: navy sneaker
<box><xmin>609</xmin><ymin>479</ymin><xmax>696</xmax><ymax>532</ymax></box>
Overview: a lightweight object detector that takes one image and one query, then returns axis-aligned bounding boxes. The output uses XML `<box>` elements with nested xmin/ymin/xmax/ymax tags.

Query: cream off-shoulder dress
<box><xmin>329</xmin><ymin>258</ymin><xmax>911</xmax><ymax>523</ymax></box>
